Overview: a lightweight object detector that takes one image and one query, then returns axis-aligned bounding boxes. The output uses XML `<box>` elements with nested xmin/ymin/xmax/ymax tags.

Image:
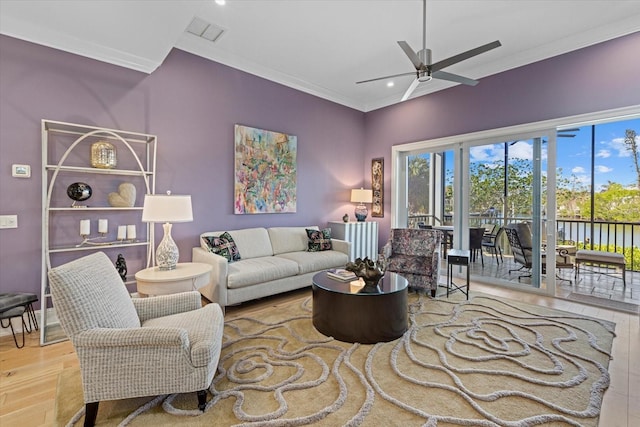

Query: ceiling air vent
<box><xmin>186</xmin><ymin>17</ymin><xmax>225</xmax><ymax>42</ymax></box>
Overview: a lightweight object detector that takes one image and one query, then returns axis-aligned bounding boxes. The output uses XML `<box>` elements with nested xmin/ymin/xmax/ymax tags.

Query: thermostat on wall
<box><xmin>12</xmin><ymin>164</ymin><xmax>31</xmax><ymax>178</ymax></box>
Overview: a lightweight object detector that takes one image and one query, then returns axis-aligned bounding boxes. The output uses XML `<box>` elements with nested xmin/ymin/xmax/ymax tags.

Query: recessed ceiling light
<box><xmin>387</xmin><ymin>81</ymin><xmax>394</xmax><ymax>87</ymax></box>
<box><xmin>215</xmin><ymin>0</ymin><xmax>226</xmax><ymax>5</ymax></box>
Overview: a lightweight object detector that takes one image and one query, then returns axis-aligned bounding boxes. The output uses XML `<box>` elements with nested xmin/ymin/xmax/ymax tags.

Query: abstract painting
<box><xmin>371</xmin><ymin>157</ymin><xmax>384</xmax><ymax>217</ymax></box>
<box><xmin>234</xmin><ymin>125</ymin><xmax>297</xmax><ymax>214</ymax></box>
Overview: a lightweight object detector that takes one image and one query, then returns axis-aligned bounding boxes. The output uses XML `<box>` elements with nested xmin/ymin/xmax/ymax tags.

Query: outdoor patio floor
<box><xmin>461</xmin><ymin>252</ymin><xmax>639</xmax><ymax>310</ymax></box>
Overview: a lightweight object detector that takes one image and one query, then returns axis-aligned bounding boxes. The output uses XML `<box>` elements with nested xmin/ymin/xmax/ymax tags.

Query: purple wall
<box><xmin>0</xmin><ymin>35</ymin><xmax>365</xmax><ymax>302</ymax></box>
<box><xmin>1</xmin><ymin>31</ymin><xmax>639</xmax><ymax>304</ymax></box>
<box><xmin>365</xmin><ymin>31</ymin><xmax>640</xmax><ymax>246</ymax></box>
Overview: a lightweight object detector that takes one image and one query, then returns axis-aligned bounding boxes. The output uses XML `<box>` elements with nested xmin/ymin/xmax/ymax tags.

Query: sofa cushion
<box><xmin>277</xmin><ymin>250</ymin><xmax>349</xmax><ymax>275</ymax></box>
<box><xmin>201</xmin><ymin>228</ymin><xmax>272</xmax><ymax>259</ymax></box>
<box><xmin>202</xmin><ymin>232</ymin><xmax>241</xmax><ymax>262</ymax></box>
<box><xmin>227</xmin><ymin>256</ymin><xmax>300</xmax><ymax>289</ymax></box>
<box><xmin>306</xmin><ymin>228</ymin><xmax>332</xmax><ymax>252</ymax></box>
<box><xmin>268</xmin><ymin>226</ymin><xmax>318</xmax><ymax>255</ymax></box>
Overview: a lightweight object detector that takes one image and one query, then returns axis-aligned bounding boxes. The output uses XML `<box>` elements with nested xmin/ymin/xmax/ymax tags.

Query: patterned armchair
<box><xmin>380</xmin><ymin>228</ymin><xmax>442</xmax><ymax>296</ymax></box>
<box><xmin>48</xmin><ymin>252</ymin><xmax>224</xmax><ymax>426</ymax></box>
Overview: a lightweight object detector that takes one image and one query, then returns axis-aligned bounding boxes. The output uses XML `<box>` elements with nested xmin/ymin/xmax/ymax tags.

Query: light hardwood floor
<box><xmin>1</xmin><ymin>283</ymin><xmax>638</xmax><ymax>426</ymax></box>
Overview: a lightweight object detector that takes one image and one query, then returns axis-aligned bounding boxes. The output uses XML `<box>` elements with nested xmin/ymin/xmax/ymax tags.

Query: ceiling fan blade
<box><xmin>401</xmin><ymin>78</ymin><xmax>421</xmax><ymax>101</ymax></box>
<box><xmin>356</xmin><ymin>71</ymin><xmax>416</xmax><ymax>84</ymax></box>
<box><xmin>430</xmin><ymin>40</ymin><xmax>502</xmax><ymax>72</ymax></box>
<box><xmin>559</xmin><ymin>128</ymin><xmax>580</xmax><ymax>132</ymax></box>
<box><xmin>397</xmin><ymin>41</ymin><xmax>423</xmax><ymax>70</ymax></box>
<box><xmin>432</xmin><ymin>70</ymin><xmax>478</xmax><ymax>86</ymax></box>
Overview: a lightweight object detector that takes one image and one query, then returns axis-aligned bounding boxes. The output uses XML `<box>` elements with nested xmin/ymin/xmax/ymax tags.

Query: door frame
<box><xmin>390</xmin><ymin>105</ymin><xmax>640</xmax><ymax>295</ymax></box>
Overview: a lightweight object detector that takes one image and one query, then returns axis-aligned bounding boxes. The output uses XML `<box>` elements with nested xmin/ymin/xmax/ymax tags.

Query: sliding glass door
<box><xmin>393</xmin><ymin>129</ymin><xmax>559</xmax><ymax>295</ymax></box>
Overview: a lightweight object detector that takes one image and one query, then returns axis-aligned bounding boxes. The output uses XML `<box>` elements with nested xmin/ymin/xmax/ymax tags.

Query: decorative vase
<box><xmin>342</xmin><ymin>213</ymin><xmax>349</xmax><ymax>222</ymax></box>
<box><xmin>115</xmin><ymin>254</ymin><xmax>127</xmax><ymax>282</ymax></box>
<box><xmin>91</xmin><ymin>141</ymin><xmax>117</xmax><ymax>169</ymax></box>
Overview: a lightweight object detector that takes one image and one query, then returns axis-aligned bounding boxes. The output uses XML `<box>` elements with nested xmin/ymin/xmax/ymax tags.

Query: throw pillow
<box><xmin>306</xmin><ymin>228</ymin><xmax>332</xmax><ymax>252</ymax></box>
<box><xmin>202</xmin><ymin>232</ymin><xmax>241</xmax><ymax>262</ymax></box>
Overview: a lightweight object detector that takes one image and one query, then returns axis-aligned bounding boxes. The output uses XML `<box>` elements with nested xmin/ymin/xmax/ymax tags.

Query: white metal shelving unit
<box><xmin>40</xmin><ymin>120</ymin><xmax>157</xmax><ymax>345</ymax></box>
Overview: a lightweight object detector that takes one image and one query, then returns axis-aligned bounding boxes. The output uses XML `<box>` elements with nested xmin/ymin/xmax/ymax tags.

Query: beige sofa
<box><xmin>192</xmin><ymin>226</ymin><xmax>350</xmax><ymax>307</ymax></box>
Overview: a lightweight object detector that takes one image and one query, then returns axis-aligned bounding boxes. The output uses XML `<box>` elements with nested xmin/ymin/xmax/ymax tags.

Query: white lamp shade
<box><xmin>350</xmin><ymin>188</ymin><xmax>373</xmax><ymax>203</ymax></box>
<box><xmin>142</xmin><ymin>194</ymin><xmax>193</xmax><ymax>223</ymax></box>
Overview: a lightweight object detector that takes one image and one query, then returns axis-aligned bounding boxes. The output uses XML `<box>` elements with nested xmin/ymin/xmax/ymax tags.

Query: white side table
<box><xmin>135</xmin><ymin>262</ymin><xmax>212</xmax><ymax>297</ymax></box>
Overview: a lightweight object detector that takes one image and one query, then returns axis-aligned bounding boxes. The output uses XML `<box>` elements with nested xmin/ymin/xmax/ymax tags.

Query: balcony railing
<box><xmin>408</xmin><ymin>214</ymin><xmax>640</xmax><ymax>271</ymax></box>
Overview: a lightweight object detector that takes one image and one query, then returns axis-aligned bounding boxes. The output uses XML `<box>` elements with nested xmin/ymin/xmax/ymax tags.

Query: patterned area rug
<box><xmin>56</xmin><ymin>292</ymin><xmax>616</xmax><ymax>426</ymax></box>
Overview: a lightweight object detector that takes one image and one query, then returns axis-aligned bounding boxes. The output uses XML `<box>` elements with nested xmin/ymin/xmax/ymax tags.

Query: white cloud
<box><xmin>604</xmin><ymin>136</ymin><xmax>635</xmax><ymax>158</ymax></box>
<box><xmin>572</xmin><ymin>166</ymin><xmax>586</xmax><ymax>174</ymax></box>
<box><xmin>596</xmin><ymin>149</ymin><xmax>611</xmax><ymax>158</ymax></box>
<box><xmin>574</xmin><ymin>175</ymin><xmax>590</xmax><ymax>184</ymax></box>
<box><xmin>509</xmin><ymin>140</ymin><xmax>533</xmax><ymax>159</ymax></box>
<box><xmin>470</xmin><ymin>143</ymin><xmax>504</xmax><ymax>163</ymax></box>
<box><xmin>595</xmin><ymin>165</ymin><xmax>613</xmax><ymax>173</ymax></box>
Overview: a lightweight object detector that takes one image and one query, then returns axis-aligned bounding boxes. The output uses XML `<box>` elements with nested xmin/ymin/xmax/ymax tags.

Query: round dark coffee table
<box><xmin>311</xmin><ymin>271</ymin><xmax>408</xmax><ymax>344</ymax></box>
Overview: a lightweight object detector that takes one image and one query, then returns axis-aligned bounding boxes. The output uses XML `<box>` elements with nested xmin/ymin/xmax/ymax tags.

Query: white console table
<box><xmin>328</xmin><ymin>221</ymin><xmax>379</xmax><ymax>261</ymax></box>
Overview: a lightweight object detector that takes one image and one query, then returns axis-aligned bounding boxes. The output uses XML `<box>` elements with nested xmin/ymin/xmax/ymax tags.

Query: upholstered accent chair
<box><xmin>48</xmin><ymin>252</ymin><xmax>224</xmax><ymax>426</ymax></box>
<box><xmin>380</xmin><ymin>228</ymin><xmax>441</xmax><ymax>296</ymax></box>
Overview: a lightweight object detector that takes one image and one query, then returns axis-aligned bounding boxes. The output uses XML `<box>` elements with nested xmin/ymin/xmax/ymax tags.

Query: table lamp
<box><xmin>142</xmin><ymin>191</ymin><xmax>193</xmax><ymax>270</ymax></box>
<box><xmin>350</xmin><ymin>188</ymin><xmax>373</xmax><ymax>222</ymax></box>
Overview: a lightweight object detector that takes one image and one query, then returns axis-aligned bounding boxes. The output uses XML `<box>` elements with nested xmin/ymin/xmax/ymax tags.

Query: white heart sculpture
<box><xmin>108</xmin><ymin>182</ymin><xmax>136</xmax><ymax>207</ymax></box>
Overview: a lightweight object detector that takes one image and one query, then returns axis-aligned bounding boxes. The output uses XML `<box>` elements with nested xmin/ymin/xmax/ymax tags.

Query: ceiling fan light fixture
<box><xmin>387</xmin><ymin>81</ymin><xmax>395</xmax><ymax>87</ymax></box>
<box><xmin>418</xmin><ymin>74</ymin><xmax>432</xmax><ymax>83</ymax></box>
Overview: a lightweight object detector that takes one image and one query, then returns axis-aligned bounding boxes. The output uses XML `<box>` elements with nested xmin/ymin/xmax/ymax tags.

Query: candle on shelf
<box><xmin>98</xmin><ymin>219</ymin><xmax>108</xmax><ymax>234</ymax></box>
<box><xmin>127</xmin><ymin>225</ymin><xmax>136</xmax><ymax>240</ymax></box>
<box><xmin>117</xmin><ymin>225</ymin><xmax>126</xmax><ymax>240</ymax></box>
<box><xmin>80</xmin><ymin>219</ymin><xmax>90</xmax><ymax>236</ymax></box>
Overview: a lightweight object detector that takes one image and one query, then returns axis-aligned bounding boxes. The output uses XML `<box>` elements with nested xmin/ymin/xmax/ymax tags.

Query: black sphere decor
<box><xmin>66</xmin><ymin>182</ymin><xmax>92</xmax><ymax>201</ymax></box>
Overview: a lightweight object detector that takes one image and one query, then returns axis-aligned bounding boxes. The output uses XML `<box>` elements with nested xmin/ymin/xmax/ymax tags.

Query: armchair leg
<box><xmin>84</xmin><ymin>402</ymin><xmax>99</xmax><ymax>427</ymax></box>
<box><xmin>197</xmin><ymin>389</ymin><xmax>208</xmax><ymax>411</ymax></box>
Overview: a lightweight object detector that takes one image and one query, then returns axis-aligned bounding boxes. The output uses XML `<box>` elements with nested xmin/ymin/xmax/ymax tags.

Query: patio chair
<box><xmin>482</xmin><ymin>223</ymin><xmax>498</xmax><ymax>239</ymax></box>
<box><xmin>482</xmin><ymin>226</ymin><xmax>505</xmax><ymax>264</ymax></box>
<box><xmin>504</xmin><ymin>223</ymin><xmax>546</xmax><ymax>280</ymax></box>
<box><xmin>380</xmin><ymin>228</ymin><xmax>441</xmax><ymax>296</ymax></box>
<box><xmin>469</xmin><ymin>227</ymin><xmax>485</xmax><ymax>267</ymax></box>
<box><xmin>48</xmin><ymin>252</ymin><xmax>224</xmax><ymax>426</ymax></box>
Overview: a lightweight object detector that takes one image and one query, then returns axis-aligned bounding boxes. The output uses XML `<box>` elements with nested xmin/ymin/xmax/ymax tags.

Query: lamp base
<box><xmin>354</xmin><ymin>204</ymin><xmax>368</xmax><ymax>222</ymax></box>
<box><xmin>156</xmin><ymin>223</ymin><xmax>179</xmax><ymax>270</ymax></box>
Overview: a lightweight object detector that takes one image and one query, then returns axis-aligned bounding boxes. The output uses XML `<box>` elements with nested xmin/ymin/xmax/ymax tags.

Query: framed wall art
<box><xmin>234</xmin><ymin>124</ymin><xmax>297</xmax><ymax>214</ymax></box>
<box><xmin>371</xmin><ymin>157</ymin><xmax>384</xmax><ymax>217</ymax></box>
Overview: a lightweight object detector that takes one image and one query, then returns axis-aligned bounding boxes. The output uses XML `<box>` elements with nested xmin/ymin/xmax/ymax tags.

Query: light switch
<box><xmin>0</xmin><ymin>215</ymin><xmax>18</xmax><ymax>229</ymax></box>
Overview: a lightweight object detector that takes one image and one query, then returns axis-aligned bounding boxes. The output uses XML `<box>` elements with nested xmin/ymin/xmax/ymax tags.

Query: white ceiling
<box><xmin>2</xmin><ymin>0</ymin><xmax>640</xmax><ymax>112</ymax></box>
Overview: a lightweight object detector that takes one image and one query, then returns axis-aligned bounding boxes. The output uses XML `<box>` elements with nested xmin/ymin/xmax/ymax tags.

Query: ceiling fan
<box><xmin>356</xmin><ymin>0</ymin><xmax>502</xmax><ymax>101</ymax></box>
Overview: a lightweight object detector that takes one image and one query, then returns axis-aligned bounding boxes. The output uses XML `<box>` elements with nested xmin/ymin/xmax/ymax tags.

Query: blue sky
<box><xmin>463</xmin><ymin>117</ymin><xmax>640</xmax><ymax>191</ymax></box>
<box><xmin>561</xmin><ymin>118</ymin><xmax>640</xmax><ymax>190</ymax></box>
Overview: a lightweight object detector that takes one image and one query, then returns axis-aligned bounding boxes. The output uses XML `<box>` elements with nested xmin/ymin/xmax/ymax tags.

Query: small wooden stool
<box><xmin>574</xmin><ymin>250</ymin><xmax>626</xmax><ymax>288</ymax></box>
